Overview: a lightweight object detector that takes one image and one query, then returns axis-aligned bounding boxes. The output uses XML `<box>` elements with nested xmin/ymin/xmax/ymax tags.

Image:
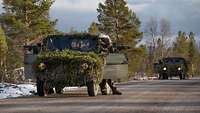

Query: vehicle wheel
<box><xmin>160</xmin><ymin>74</ymin><xmax>168</xmax><ymax>80</ymax></box>
<box><xmin>37</xmin><ymin>79</ymin><xmax>45</xmax><ymax>96</ymax></box>
<box><xmin>162</xmin><ymin>74</ymin><xmax>168</xmax><ymax>80</ymax></box>
<box><xmin>87</xmin><ymin>80</ymin><xmax>99</xmax><ymax>96</ymax></box>
<box><xmin>179</xmin><ymin>74</ymin><xmax>183</xmax><ymax>80</ymax></box>
<box><xmin>163</xmin><ymin>75</ymin><xmax>166</xmax><ymax>79</ymax></box>
<box><xmin>99</xmin><ymin>79</ymin><xmax>111</xmax><ymax>95</ymax></box>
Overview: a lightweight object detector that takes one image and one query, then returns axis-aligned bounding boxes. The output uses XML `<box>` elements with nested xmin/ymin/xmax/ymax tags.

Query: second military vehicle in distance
<box><xmin>154</xmin><ymin>57</ymin><xmax>189</xmax><ymax>80</ymax></box>
<box><xmin>24</xmin><ymin>33</ymin><xmax>128</xmax><ymax>96</ymax></box>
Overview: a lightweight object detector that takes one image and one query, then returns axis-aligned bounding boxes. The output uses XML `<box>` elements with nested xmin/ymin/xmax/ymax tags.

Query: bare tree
<box><xmin>145</xmin><ymin>17</ymin><xmax>158</xmax><ymax>60</ymax></box>
<box><xmin>145</xmin><ymin>17</ymin><xmax>158</xmax><ymax>46</ymax></box>
<box><xmin>159</xmin><ymin>18</ymin><xmax>171</xmax><ymax>58</ymax></box>
<box><xmin>144</xmin><ymin>17</ymin><xmax>171</xmax><ymax>76</ymax></box>
<box><xmin>144</xmin><ymin>17</ymin><xmax>158</xmax><ymax>76</ymax></box>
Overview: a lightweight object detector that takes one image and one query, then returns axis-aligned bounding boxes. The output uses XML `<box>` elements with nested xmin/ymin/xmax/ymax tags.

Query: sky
<box><xmin>50</xmin><ymin>0</ymin><xmax>200</xmax><ymax>36</ymax></box>
<box><xmin>0</xmin><ymin>0</ymin><xmax>200</xmax><ymax>36</ymax></box>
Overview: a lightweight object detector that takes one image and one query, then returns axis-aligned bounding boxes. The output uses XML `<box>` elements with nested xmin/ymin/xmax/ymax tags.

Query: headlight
<box><xmin>163</xmin><ymin>67</ymin><xmax>167</xmax><ymax>71</ymax></box>
<box><xmin>178</xmin><ymin>67</ymin><xmax>181</xmax><ymax>71</ymax></box>
<box><xmin>38</xmin><ymin>63</ymin><xmax>46</xmax><ymax>70</ymax></box>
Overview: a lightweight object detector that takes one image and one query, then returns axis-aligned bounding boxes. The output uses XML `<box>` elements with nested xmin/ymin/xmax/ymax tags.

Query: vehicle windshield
<box><xmin>45</xmin><ymin>37</ymin><xmax>98</xmax><ymax>52</ymax></box>
<box><xmin>164</xmin><ymin>58</ymin><xmax>185</xmax><ymax>64</ymax></box>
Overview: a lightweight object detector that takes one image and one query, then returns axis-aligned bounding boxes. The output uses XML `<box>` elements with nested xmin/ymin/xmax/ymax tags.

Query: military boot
<box><xmin>99</xmin><ymin>79</ymin><xmax>108</xmax><ymax>95</ymax></box>
<box><xmin>107</xmin><ymin>79</ymin><xmax>122</xmax><ymax>95</ymax></box>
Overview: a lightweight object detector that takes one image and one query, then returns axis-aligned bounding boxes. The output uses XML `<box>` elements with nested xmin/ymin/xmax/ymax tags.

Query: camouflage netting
<box><xmin>34</xmin><ymin>50</ymin><xmax>103</xmax><ymax>87</ymax></box>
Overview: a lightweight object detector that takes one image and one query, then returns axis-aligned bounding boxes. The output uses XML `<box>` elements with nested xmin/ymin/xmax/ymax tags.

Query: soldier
<box><xmin>99</xmin><ymin>34</ymin><xmax>122</xmax><ymax>95</ymax></box>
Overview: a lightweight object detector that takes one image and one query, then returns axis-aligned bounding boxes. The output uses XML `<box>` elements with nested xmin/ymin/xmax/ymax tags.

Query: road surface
<box><xmin>0</xmin><ymin>79</ymin><xmax>200</xmax><ymax>113</ymax></box>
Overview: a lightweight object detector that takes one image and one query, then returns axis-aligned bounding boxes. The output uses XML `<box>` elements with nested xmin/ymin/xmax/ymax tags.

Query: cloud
<box><xmin>50</xmin><ymin>0</ymin><xmax>149</xmax><ymax>32</ymax></box>
<box><xmin>128</xmin><ymin>0</ymin><xmax>155</xmax><ymax>5</ymax></box>
<box><xmin>0</xmin><ymin>0</ymin><xmax>150</xmax><ymax>32</ymax></box>
<box><xmin>50</xmin><ymin>0</ymin><xmax>200</xmax><ymax>34</ymax></box>
<box><xmin>0</xmin><ymin>0</ymin><xmax>2</xmax><ymax>13</ymax></box>
<box><xmin>51</xmin><ymin>0</ymin><xmax>104</xmax><ymax>12</ymax></box>
<box><xmin>128</xmin><ymin>3</ymin><xmax>149</xmax><ymax>12</ymax></box>
<box><xmin>128</xmin><ymin>0</ymin><xmax>200</xmax><ymax>35</ymax></box>
<box><xmin>52</xmin><ymin>0</ymin><xmax>148</xmax><ymax>13</ymax></box>
<box><xmin>50</xmin><ymin>11</ymin><xmax>97</xmax><ymax>32</ymax></box>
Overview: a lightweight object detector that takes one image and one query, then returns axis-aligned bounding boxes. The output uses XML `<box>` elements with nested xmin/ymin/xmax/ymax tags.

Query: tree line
<box><xmin>0</xmin><ymin>0</ymin><xmax>57</xmax><ymax>82</ymax></box>
<box><xmin>0</xmin><ymin>0</ymin><xmax>199</xmax><ymax>82</ymax></box>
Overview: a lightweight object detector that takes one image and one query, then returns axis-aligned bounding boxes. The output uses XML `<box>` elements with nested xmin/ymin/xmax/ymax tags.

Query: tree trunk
<box><xmin>161</xmin><ymin>36</ymin><xmax>164</xmax><ymax>58</ymax></box>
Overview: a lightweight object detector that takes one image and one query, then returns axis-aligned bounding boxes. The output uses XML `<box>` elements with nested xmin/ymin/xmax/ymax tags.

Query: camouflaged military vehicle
<box><xmin>154</xmin><ymin>57</ymin><xmax>189</xmax><ymax>80</ymax></box>
<box><xmin>24</xmin><ymin>33</ymin><xmax>128</xmax><ymax>96</ymax></box>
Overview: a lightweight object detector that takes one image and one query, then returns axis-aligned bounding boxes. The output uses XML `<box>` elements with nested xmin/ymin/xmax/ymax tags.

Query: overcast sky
<box><xmin>0</xmin><ymin>0</ymin><xmax>200</xmax><ymax>36</ymax></box>
<box><xmin>50</xmin><ymin>0</ymin><xmax>200</xmax><ymax>36</ymax></box>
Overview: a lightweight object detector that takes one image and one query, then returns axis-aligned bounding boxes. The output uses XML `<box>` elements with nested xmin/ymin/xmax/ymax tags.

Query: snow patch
<box><xmin>0</xmin><ymin>83</ymin><xmax>36</xmax><ymax>99</ymax></box>
<box><xmin>0</xmin><ymin>83</ymin><xmax>87</xmax><ymax>99</ymax></box>
<box><xmin>63</xmin><ymin>87</ymin><xmax>80</xmax><ymax>92</ymax></box>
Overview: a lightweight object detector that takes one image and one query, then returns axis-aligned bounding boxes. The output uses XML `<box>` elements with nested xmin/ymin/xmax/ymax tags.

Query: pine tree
<box><xmin>172</xmin><ymin>31</ymin><xmax>200</xmax><ymax>76</ymax></box>
<box><xmin>0</xmin><ymin>0</ymin><xmax>57</xmax><ymax>43</ymax></box>
<box><xmin>97</xmin><ymin>0</ymin><xmax>142</xmax><ymax>45</ymax></box>
<box><xmin>88</xmin><ymin>22</ymin><xmax>99</xmax><ymax>34</ymax></box>
<box><xmin>128</xmin><ymin>45</ymin><xmax>147</xmax><ymax>78</ymax></box>
<box><xmin>0</xmin><ymin>0</ymin><xmax>57</xmax><ymax>80</ymax></box>
<box><xmin>188</xmin><ymin>32</ymin><xmax>198</xmax><ymax>76</ymax></box>
<box><xmin>0</xmin><ymin>27</ymin><xmax>8</xmax><ymax>82</ymax></box>
<box><xmin>188</xmin><ymin>32</ymin><xmax>197</xmax><ymax>61</ymax></box>
<box><xmin>173</xmin><ymin>31</ymin><xmax>189</xmax><ymax>57</ymax></box>
<box><xmin>6</xmin><ymin>38</ymin><xmax>22</xmax><ymax>71</ymax></box>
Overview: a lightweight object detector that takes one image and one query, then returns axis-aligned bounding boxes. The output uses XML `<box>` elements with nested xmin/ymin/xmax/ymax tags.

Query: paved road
<box><xmin>0</xmin><ymin>79</ymin><xmax>200</xmax><ymax>113</ymax></box>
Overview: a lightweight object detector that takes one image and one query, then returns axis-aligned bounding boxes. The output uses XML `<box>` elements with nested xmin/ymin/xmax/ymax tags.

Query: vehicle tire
<box><xmin>87</xmin><ymin>80</ymin><xmax>99</xmax><ymax>96</ymax></box>
<box><xmin>100</xmin><ymin>79</ymin><xmax>111</xmax><ymax>95</ymax></box>
<box><xmin>163</xmin><ymin>74</ymin><xmax>166</xmax><ymax>79</ymax></box>
<box><xmin>37</xmin><ymin>79</ymin><xmax>45</xmax><ymax>96</ymax></box>
<box><xmin>179</xmin><ymin>74</ymin><xmax>183</xmax><ymax>80</ymax></box>
<box><xmin>160</xmin><ymin>74</ymin><xmax>166</xmax><ymax>80</ymax></box>
<box><xmin>163</xmin><ymin>74</ymin><xmax>168</xmax><ymax>80</ymax></box>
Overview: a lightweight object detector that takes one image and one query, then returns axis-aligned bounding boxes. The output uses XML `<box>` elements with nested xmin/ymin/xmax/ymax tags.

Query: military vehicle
<box><xmin>154</xmin><ymin>57</ymin><xmax>189</xmax><ymax>80</ymax></box>
<box><xmin>24</xmin><ymin>33</ymin><xmax>128</xmax><ymax>96</ymax></box>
